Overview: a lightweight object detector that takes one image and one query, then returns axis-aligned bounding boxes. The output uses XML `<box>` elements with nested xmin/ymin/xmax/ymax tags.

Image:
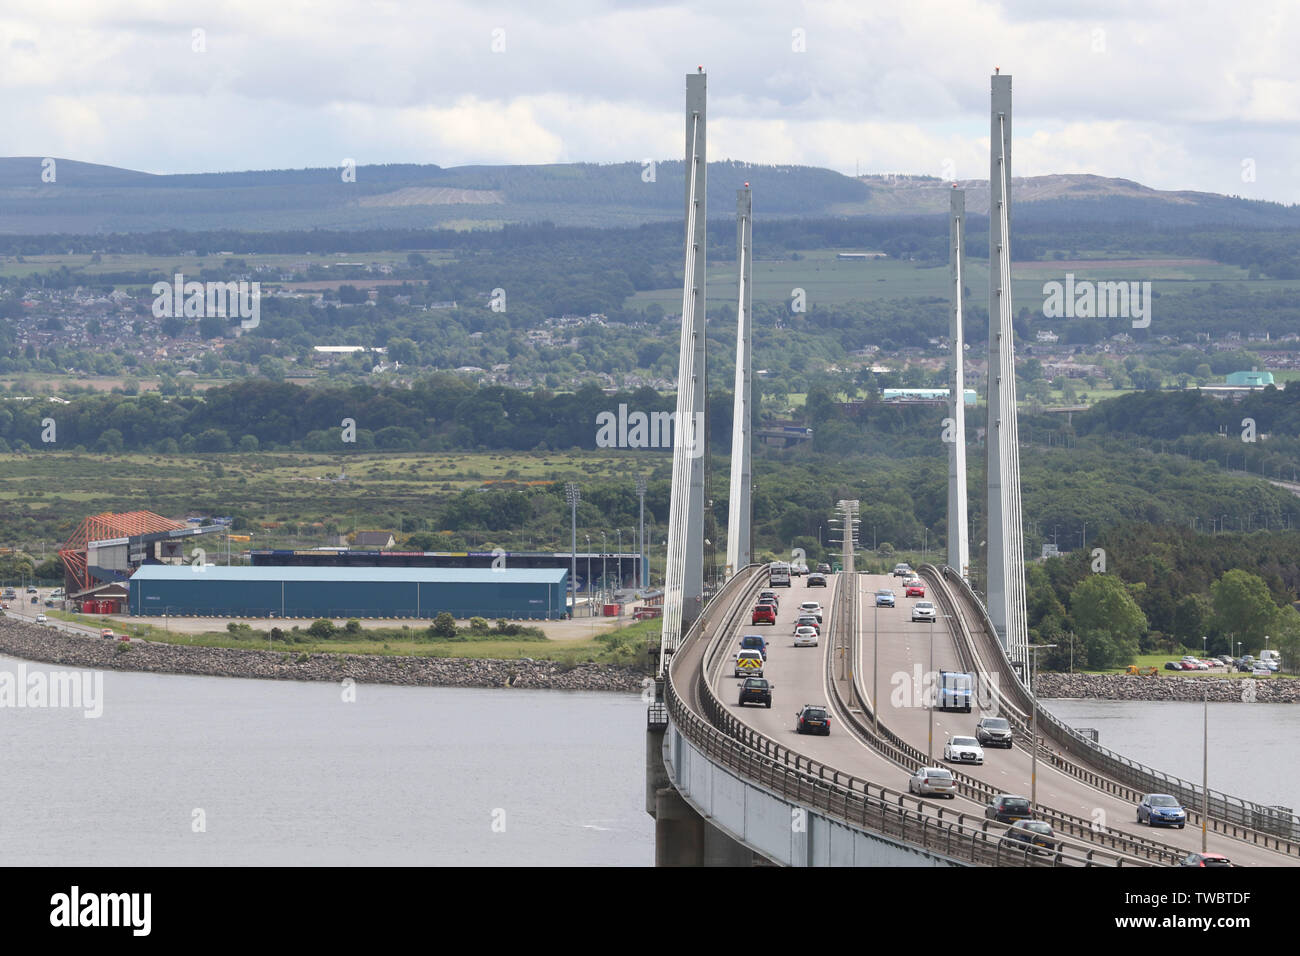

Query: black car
<box><xmin>1164</xmin><ymin>661</ymin><xmax>1183</xmax><ymax>671</ymax></box>
<box><xmin>975</xmin><ymin>716</ymin><xmax>1013</xmax><ymax>749</ymax></box>
<box><xmin>795</xmin><ymin>704</ymin><xmax>831</xmax><ymax>735</ymax></box>
<box><xmin>738</xmin><ymin>678</ymin><xmax>772</xmax><ymax>708</ymax></box>
<box><xmin>807</xmin><ymin>573</ymin><xmax>827</xmax><ymax>587</ymax></box>
<box><xmin>985</xmin><ymin>794</ymin><xmax>1033</xmax><ymax>823</ymax></box>
<box><xmin>816</xmin><ymin>563</ymin><xmax>832</xmax><ymax>574</ymax></box>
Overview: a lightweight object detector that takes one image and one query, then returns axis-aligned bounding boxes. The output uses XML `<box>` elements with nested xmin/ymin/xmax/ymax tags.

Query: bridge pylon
<box><xmin>725</xmin><ymin>184</ymin><xmax>753</xmax><ymax>580</ymax></box>
<box><xmin>659</xmin><ymin>69</ymin><xmax>708</xmax><ymax>673</ymax></box>
<box><xmin>985</xmin><ymin>71</ymin><xmax>1029</xmax><ymax>669</ymax></box>
<box><xmin>947</xmin><ymin>187</ymin><xmax>970</xmax><ymax>583</ymax></box>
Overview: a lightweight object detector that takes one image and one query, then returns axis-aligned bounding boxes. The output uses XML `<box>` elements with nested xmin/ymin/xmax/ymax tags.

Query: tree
<box><xmin>1069</xmin><ymin>574</ymin><xmax>1146</xmax><ymax>667</ymax></box>
<box><xmin>1210</xmin><ymin>569</ymin><xmax>1278</xmax><ymax>652</ymax></box>
<box><xmin>431</xmin><ymin>612</ymin><xmax>457</xmax><ymax>639</ymax></box>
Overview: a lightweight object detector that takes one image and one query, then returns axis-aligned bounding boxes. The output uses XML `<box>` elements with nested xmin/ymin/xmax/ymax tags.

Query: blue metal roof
<box><xmin>131</xmin><ymin>565</ymin><xmax>567</xmax><ymax>584</ymax></box>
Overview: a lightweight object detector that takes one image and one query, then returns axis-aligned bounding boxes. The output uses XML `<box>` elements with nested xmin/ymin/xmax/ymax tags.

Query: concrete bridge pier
<box><xmin>647</xmin><ymin>719</ymin><xmax>754</xmax><ymax>865</ymax></box>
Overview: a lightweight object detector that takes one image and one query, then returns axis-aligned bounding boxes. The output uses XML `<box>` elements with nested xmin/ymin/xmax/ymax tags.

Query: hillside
<box><xmin>0</xmin><ymin>157</ymin><xmax>1296</xmax><ymax>234</ymax></box>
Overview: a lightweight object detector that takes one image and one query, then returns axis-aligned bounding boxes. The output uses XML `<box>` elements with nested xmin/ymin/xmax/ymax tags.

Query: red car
<box><xmin>751</xmin><ymin>604</ymin><xmax>776</xmax><ymax>626</ymax></box>
<box><xmin>905</xmin><ymin>582</ymin><xmax>926</xmax><ymax>598</ymax></box>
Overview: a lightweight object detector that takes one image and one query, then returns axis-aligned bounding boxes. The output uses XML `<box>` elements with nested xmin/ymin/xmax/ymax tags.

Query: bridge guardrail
<box><xmin>836</xmin><ymin>573</ymin><xmax>1180</xmax><ymax>865</ymax></box>
<box><xmin>665</xmin><ymin>570</ymin><xmax>1149</xmax><ymax>867</ymax></box>
<box><xmin>932</xmin><ymin>564</ymin><xmax>1300</xmax><ymax>852</ymax></box>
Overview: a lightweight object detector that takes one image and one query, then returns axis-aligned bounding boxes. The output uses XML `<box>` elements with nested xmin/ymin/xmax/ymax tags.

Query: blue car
<box><xmin>875</xmin><ymin>589</ymin><xmax>895</xmax><ymax>608</ymax></box>
<box><xmin>739</xmin><ymin>634</ymin><xmax>768</xmax><ymax>660</ymax></box>
<box><xmin>1137</xmin><ymin>793</ymin><xmax>1187</xmax><ymax>828</ymax></box>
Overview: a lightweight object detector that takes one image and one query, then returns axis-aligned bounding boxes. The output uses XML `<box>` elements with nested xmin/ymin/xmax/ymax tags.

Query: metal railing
<box><xmin>663</xmin><ymin>570</ymin><xmax>1150</xmax><ymax>867</ymax></box>
<box><xmin>932</xmin><ymin>564</ymin><xmax>1300</xmax><ymax>851</ymax></box>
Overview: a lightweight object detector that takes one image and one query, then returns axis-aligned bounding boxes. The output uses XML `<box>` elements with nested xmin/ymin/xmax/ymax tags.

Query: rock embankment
<box><xmin>0</xmin><ymin>618</ymin><xmax>645</xmax><ymax>693</ymax></box>
<box><xmin>1036</xmin><ymin>672</ymin><xmax>1300</xmax><ymax>702</ymax></box>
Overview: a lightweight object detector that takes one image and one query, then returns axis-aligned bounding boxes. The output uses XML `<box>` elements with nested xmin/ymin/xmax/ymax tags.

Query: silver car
<box><xmin>911</xmin><ymin>601</ymin><xmax>936</xmax><ymax>622</ymax></box>
<box><xmin>908</xmin><ymin>766</ymin><xmax>956</xmax><ymax>799</ymax></box>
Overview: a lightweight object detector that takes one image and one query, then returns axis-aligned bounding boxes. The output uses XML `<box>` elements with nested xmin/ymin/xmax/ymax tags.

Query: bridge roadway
<box><xmin>706</xmin><ymin>571</ymin><xmax>1290</xmax><ymax>866</ymax></box>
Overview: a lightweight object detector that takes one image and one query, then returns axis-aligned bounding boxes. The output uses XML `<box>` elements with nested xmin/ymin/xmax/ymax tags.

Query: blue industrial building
<box><xmin>128</xmin><ymin>566</ymin><xmax>569</xmax><ymax>620</ymax></box>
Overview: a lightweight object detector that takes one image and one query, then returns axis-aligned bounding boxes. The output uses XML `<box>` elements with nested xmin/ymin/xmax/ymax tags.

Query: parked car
<box><xmin>739</xmin><ymin>634</ymin><xmax>768</xmax><ymax>660</ymax></box>
<box><xmin>1137</xmin><ymin>793</ymin><xmax>1187</xmax><ymax>828</ymax></box>
<box><xmin>25</xmin><ymin>586</ymin><xmax>37</xmax><ymax>593</ymax></box>
<box><xmin>751</xmin><ymin>604</ymin><xmax>776</xmax><ymax>626</ymax></box>
<box><xmin>798</xmin><ymin>601</ymin><xmax>823</xmax><ymax>623</ymax></box>
<box><xmin>100</xmin><ymin>629</ymin><xmax>115</xmax><ymax>639</ymax></box>
<box><xmin>976</xmin><ymin>716</ymin><xmax>1014</xmax><ymax>748</ymax></box>
<box><xmin>911</xmin><ymin>601</ymin><xmax>936</xmax><ymax>622</ymax></box>
<box><xmin>908</xmin><ymin>766</ymin><xmax>956</xmax><ymax>799</ymax></box>
<box><xmin>1179</xmin><ymin>852</ymin><xmax>1233</xmax><ymax>867</ymax></box>
<box><xmin>905</xmin><ymin>581</ymin><xmax>926</xmax><ymax>598</ymax></box>
<box><xmin>892</xmin><ymin>563</ymin><xmax>912</xmax><ymax>577</ymax></box>
<box><xmin>793</xmin><ymin>626</ymin><xmax>819</xmax><ymax>647</ymax></box>
<box><xmin>807</xmin><ymin>573</ymin><xmax>827</xmax><ymax>587</ymax></box>
<box><xmin>875</xmin><ymin>589</ymin><xmax>895</xmax><ymax>608</ymax></box>
<box><xmin>1001</xmin><ymin>820</ymin><xmax>1057</xmax><ymax>853</ymax></box>
<box><xmin>943</xmin><ymin>735</ymin><xmax>984</xmax><ymax>765</ymax></box>
<box><xmin>738</xmin><ymin>677</ymin><xmax>772</xmax><ymax>708</ymax></box>
<box><xmin>1163</xmin><ymin>661</ymin><xmax>1184</xmax><ymax>671</ymax></box>
<box><xmin>795</xmin><ymin>704</ymin><xmax>830</xmax><ymax>735</ymax></box>
<box><xmin>985</xmin><ymin>794</ymin><xmax>1033</xmax><ymax>823</ymax></box>
<box><xmin>733</xmin><ymin>650</ymin><xmax>765</xmax><ymax>678</ymax></box>
<box><xmin>35</xmin><ymin>613</ymin><xmax>47</xmax><ymax>624</ymax></box>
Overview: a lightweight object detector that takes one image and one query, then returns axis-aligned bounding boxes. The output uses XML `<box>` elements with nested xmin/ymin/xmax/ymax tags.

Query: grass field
<box><xmin>46</xmin><ymin>607</ymin><xmax>661</xmax><ymax>666</ymax></box>
<box><xmin>626</xmin><ymin>252</ymin><xmax>1271</xmax><ymax>310</ymax></box>
<box><xmin>0</xmin><ymin>250</ymin><xmax>456</xmax><ymax>282</ymax></box>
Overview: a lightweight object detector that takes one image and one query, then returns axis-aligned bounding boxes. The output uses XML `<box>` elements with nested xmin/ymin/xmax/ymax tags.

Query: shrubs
<box><xmin>307</xmin><ymin>618</ymin><xmax>337</xmax><ymax>639</ymax></box>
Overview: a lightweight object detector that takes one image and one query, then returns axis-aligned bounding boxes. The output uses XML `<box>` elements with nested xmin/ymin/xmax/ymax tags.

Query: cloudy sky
<box><xmin>4</xmin><ymin>0</ymin><xmax>1300</xmax><ymax>201</ymax></box>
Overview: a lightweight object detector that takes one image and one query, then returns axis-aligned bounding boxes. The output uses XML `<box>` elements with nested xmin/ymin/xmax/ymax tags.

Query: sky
<box><xmin>3</xmin><ymin>0</ymin><xmax>1299</xmax><ymax>202</ymax></box>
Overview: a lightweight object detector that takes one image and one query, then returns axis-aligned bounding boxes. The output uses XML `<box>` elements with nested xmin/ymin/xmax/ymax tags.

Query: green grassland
<box><xmin>0</xmin><ymin>250</ymin><xmax>455</xmax><ymax>282</ymax></box>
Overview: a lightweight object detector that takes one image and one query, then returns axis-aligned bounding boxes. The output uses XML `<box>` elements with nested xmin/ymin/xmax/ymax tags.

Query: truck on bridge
<box><xmin>937</xmin><ymin>671</ymin><xmax>973</xmax><ymax>712</ymax></box>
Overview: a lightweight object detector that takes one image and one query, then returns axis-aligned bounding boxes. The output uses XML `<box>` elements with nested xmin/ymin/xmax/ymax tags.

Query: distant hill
<box><xmin>0</xmin><ymin>157</ymin><xmax>1295</xmax><ymax>234</ymax></box>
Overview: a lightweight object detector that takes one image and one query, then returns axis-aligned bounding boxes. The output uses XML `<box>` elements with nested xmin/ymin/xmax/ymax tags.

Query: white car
<box><xmin>911</xmin><ymin>601</ymin><xmax>937</xmax><ymax>622</ymax></box>
<box><xmin>793</xmin><ymin>625</ymin><xmax>819</xmax><ymax>647</ymax></box>
<box><xmin>35</xmin><ymin>613</ymin><xmax>47</xmax><ymax>624</ymax></box>
<box><xmin>799</xmin><ymin>601</ymin><xmax>823</xmax><ymax>623</ymax></box>
<box><xmin>944</xmin><ymin>735</ymin><xmax>985</xmax><ymax>765</ymax></box>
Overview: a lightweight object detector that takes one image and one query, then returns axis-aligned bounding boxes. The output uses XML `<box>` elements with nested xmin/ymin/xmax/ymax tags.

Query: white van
<box><xmin>1259</xmin><ymin>650</ymin><xmax>1282</xmax><ymax>671</ymax></box>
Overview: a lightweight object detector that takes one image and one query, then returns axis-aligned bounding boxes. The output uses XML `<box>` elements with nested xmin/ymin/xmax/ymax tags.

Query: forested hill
<box><xmin>0</xmin><ymin>157</ymin><xmax>1296</xmax><ymax>233</ymax></box>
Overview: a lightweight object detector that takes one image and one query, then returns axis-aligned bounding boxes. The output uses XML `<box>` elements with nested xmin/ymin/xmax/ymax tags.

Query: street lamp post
<box><xmin>1202</xmin><ymin>635</ymin><xmax>1210</xmax><ymax>853</ymax></box>
<box><xmin>873</xmin><ymin>597</ymin><xmax>879</xmax><ymax>735</ymax></box>
<box><xmin>928</xmin><ymin>616</ymin><xmax>935</xmax><ymax>764</ymax></box>
<box><xmin>601</xmin><ymin>531</ymin><xmax>607</xmax><ymax>609</ymax></box>
<box><xmin>617</xmin><ymin>529</ymin><xmax>623</xmax><ymax>592</ymax></box>
<box><xmin>635</xmin><ymin>475</ymin><xmax>648</xmax><ymax>590</ymax></box>
<box><xmin>585</xmin><ymin>535</ymin><xmax>591</xmax><ymax>615</ymax></box>
<box><xmin>1025</xmin><ymin>643</ymin><xmax>1058</xmax><ymax>811</ymax></box>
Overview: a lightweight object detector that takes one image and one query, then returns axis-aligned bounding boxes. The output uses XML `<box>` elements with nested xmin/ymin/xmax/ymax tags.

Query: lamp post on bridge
<box><xmin>1025</xmin><ymin>643</ymin><xmax>1058</xmax><ymax>812</ymax></box>
<box><xmin>1202</xmin><ymin>634</ymin><xmax>1210</xmax><ymax>853</ymax></box>
<box><xmin>565</xmin><ymin>482</ymin><xmax>580</xmax><ymax>619</ymax></box>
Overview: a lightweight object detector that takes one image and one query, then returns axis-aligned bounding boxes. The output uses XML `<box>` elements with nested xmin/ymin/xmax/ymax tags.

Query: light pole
<box><xmin>636</xmin><ymin>475</ymin><xmax>648</xmax><ymax>589</ymax></box>
<box><xmin>1025</xmin><ymin>643</ymin><xmax>1058</xmax><ymax>811</ymax></box>
<box><xmin>1202</xmin><ymin>634</ymin><xmax>1210</xmax><ymax>852</ymax></box>
<box><xmin>873</xmin><ymin>595</ymin><xmax>879</xmax><ymax>735</ymax></box>
<box><xmin>565</xmin><ymin>482</ymin><xmax>580</xmax><ymax>618</ymax></box>
<box><xmin>585</xmin><ymin>535</ymin><xmax>591</xmax><ymax>614</ymax></box>
<box><xmin>601</xmin><ymin>531</ymin><xmax>607</xmax><ymax>609</ymax></box>
<box><xmin>928</xmin><ymin>615</ymin><xmax>935</xmax><ymax>764</ymax></box>
<box><xmin>617</xmin><ymin>529</ymin><xmax>623</xmax><ymax>592</ymax></box>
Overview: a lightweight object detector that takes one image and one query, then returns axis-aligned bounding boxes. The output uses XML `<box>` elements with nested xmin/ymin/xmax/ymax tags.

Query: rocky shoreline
<box><xmin>1037</xmin><ymin>672</ymin><xmax>1300</xmax><ymax>702</ymax></box>
<box><xmin>0</xmin><ymin>618</ymin><xmax>646</xmax><ymax>693</ymax></box>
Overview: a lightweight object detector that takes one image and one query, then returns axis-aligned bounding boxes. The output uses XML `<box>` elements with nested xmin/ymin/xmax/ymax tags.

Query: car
<box><xmin>734</xmin><ymin>650</ymin><xmax>765</xmax><ymax>678</ymax></box>
<box><xmin>976</xmin><ymin>716</ymin><xmax>1013</xmax><ymax>748</ymax></box>
<box><xmin>790</xmin><ymin>564</ymin><xmax>805</xmax><ymax>577</ymax></box>
<box><xmin>816</xmin><ymin>563</ymin><xmax>832</xmax><ymax>574</ymax></box>
<box><xmin>751</xmin><ymin>604</ymin><xmax>776</xmax><ymax>626</ymax></box>
<box><xmin>902</xmin><ymin>574</ymin><xmax>921</xmax><ymax>587</ymax></box>
<box><xmin>985</xmin><ymin>794</ymin><xmax>1033</xmax><ymax>823</ymax></box>
<box><xmin>943</xmin><ymin>735</ymin><xmax>984</xmax><ymax>765</ymax></box>
<box><xmin>1251</xmin><ymin>664</ymin><xmax>1271</xmax><ymax>677</ymax></box>
<box><xmin>29</xmin><ymin>595</ymin><xmax>37</xmax><ymax>604</ymax></box>
<box><xmin>892</xmin><ymin>563</ymin><xmax>912</xmax><ymax>577</ymax></box>
<box><xmin>35</xmin><ymin>613</ymin><xmax>47</xmax><ymax>624</ymax></box>
<box><xmin>1001</xmin><ymin>820</ymin><xmax>1057</xmax><ymax>853</ymax></box>
<box><xmin>798</xmin><ymin>601</ymin><xmax>823</xmax><ymax>623</ymax></box>
<box><xmin>1137</xmin><ymin>793</ymin><xmax>1187</xmax><ymax>828</ymax></box>
<box><xmin>2</xmin><ymin>588</ymin><xmax>14</xmax><ymax>599</ymax></box>
<box><xmin>795</xmin><ymin>704</ymin><xmax>831</xmax><ymax>735</ymax></box>
<box><xmin>1164</xmin><ymin>661</ymin><xmax>1184</xmax><ymax>671</ymax></box>
<box><xmin>875</xmin><ymin>589</ymin><xmax>895</xmax><ymax>608</ymax></box>
<box><xmin>905</xmin><ymin>581</ymin><xmax>926</xmax><ymax>598</ymax></box>
<box><xmin>0</xmin><ymin>603</ymin><xmax>7</xmax><ymax>610</ymax></box>
<box><xmin>793</xmin><ymin>625</ymin><xmax>819</xmax><ymax>647</ymax></box>
<box><xmin>908</xmin><ymin>766</ymin><xmax>956</xmax><ymax>799</ymax></box>
<box><xmin>1216</xmin><ymin>655</ymin><xmax>1234</xmax><ymax>665</ymax></box>
<box><xmin>738</xmin><ymin>677</ymin><xmax>772</xmax><ymax>708</ymax></box>
<box><xmin>759</xmin><ymin>589</ymin><xmax>780</xmax><ymax>607</ymax></box>
<box><xmin>739</xmin><ymin>634</ymin><xmax>768</xmax><ymax>660</ymax></box>
<box><xmin>756</xmin><ymin>596</ymin><xmax>779</xmax><ymax>613</ymax></box>
<box><xmin>911</xmin><ymin>601</ymin><xmax>936</xmax><ymax>622</ymax></box>
<box><xmin>794</xmin><ymin>614</ymin><xmax>820</xmax><ymax>635</ymax></box>
<box><xmin>25</xmin><ymin>586</ymin><xmax>37</xmax><ymax>593</ymax></box>
<box><xmin>100</xmin><ymin>628</ymin><xmax>115</xmax><ymax>639</ymax></box>
<box><xmin>807</xmin><ymin>573</ymin><xmax>827</xmax><ymax>587</ymax></box>
<box><xmin>1179</xmin><ymin>852</ymin><xmax>1233</xmax><ymax>867</ymax></box>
